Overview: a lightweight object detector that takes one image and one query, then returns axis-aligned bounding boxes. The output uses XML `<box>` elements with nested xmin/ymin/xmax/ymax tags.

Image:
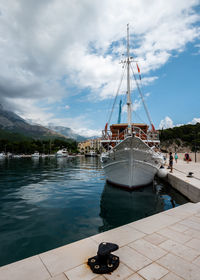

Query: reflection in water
<box><xmin>99</xmin><ymin>181</ymin><xmax>188</xmax><ymax>232</ymax></box>
<box><xmin>99</xmin><ymin>183</ymin><xmax>164</xmax><ymax>232</ymax></box>
<box><xmin>0</xmin><ymin>156</ymin><xmax>189</xmax><ymax>267</ymax></box>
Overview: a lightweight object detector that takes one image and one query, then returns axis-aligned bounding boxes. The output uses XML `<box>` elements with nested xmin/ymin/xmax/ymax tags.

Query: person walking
<box><xmin>174</xmin><ymin>152</ymin><xmax>178</xmax><ymax>163</ymax></box>
<box><xmin>169</xmin><ymin>152</ymin><xmax>173</xmax><ymax>173</ymax></box>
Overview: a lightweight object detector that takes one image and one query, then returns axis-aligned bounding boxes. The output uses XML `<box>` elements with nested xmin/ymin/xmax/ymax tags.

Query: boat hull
<box><xmin>56</xmin><ymin>154</ymin><xmax>68</xmax><ymax>158</ymax></box>
<box><xmin>101</xmin><ymin>136</ymin><xmax>163</xmax><ymax>189</ymax></box>
<box><xmin>56</xmin><ymin>149</ymin><xmax>68</xmax><ymax>158</ymax></box>
<box><xmin>85</xmin><ymin>154</ymin><xmax>97</xmax><ymax>157</ymax></box>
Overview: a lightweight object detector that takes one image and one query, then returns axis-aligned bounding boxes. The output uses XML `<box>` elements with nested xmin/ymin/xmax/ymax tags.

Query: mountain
<box><xmin>0</xmin><ymin>105</ymin><xmax>67</xmax><ymax>140</ymax></box>
<box><xmin>159</xmin><ymin>123</ymin><xmax>200</xmax><ymax>152</ymax></box>
<box><xmin>47</xmin><ymin>125</ymin><xmax>87</xmax><ymax>142</ymax></box>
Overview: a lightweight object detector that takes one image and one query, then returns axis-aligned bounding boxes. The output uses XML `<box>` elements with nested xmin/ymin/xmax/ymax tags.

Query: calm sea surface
<box><xmin>0</xmin><ymin>156</ymin><xmax>188</xmax><ymax>266</ymax></box>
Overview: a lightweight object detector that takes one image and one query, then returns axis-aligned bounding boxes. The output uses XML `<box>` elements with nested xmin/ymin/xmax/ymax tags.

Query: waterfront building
<box><xmin>78</xmin><ymin>138</ymin><xmax>101</xmax><ymax>154</ymax></box>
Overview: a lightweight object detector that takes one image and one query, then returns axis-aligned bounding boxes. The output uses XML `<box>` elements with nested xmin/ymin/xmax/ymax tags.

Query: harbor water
<box><xmin>0</xmin><ymin>156</ymin><xmax>189</xmax><ymax>267</ymax></box>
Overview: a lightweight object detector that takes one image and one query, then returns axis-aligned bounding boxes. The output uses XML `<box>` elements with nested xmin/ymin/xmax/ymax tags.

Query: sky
<box><xmin>0</xmin><ymin>0</ymin><xmax>200</xmax><ymax>137</ymax></box>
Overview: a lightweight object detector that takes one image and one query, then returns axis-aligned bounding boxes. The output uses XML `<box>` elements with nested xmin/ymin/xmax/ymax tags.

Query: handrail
<box><xmin>102</xmin><ymin>125</ymin><xmax>159</xmax><ymax>142</ymax></box>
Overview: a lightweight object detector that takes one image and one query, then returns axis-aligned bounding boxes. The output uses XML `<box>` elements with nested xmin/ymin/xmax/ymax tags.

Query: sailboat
<box><xmin>100</xmin><ymin>25</ymin><xmax>164</xmax><ymax>189</ymax></box>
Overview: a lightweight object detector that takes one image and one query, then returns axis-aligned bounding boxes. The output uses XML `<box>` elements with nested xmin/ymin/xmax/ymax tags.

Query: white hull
<box><xmin>85</xmin><ymin>152</ymin><xmax>97</xmax><ymax>157</ymax></box>
<box><xmin>56</xmin><ymin>149</ymin><xmax>68</xmax><ymax>158</ymax></box>
<box><xmin>101</xmin><ymin>136</ymin><xmax>163</xmax><ymax>189</ymax></box>
<box><xmin>56</xmin><ymin>154</ymin><xmax>68</xmax><ymax>158</ymax></box>
<box><xmin>32</xmin><ymin>153</ymin><xmax>39</xmax><ymax>158</ymax></box>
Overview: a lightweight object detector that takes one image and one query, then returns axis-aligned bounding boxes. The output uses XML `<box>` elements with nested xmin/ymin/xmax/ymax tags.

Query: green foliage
<box><xmin>159</xmin><ymin>123</ymin><xmax>200</xmax><ymax>151</ymax></box>
<box><xmin>0</xmin><ymin>129</ymin><xmax>78</xmax><ymax>154</ymax></box>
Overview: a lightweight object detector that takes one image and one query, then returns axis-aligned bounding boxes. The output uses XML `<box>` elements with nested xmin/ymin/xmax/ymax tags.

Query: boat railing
<box><xmin>102</xmin><ymin>125</ymin><xmax>159</xmax><ymax>142</ymax></box>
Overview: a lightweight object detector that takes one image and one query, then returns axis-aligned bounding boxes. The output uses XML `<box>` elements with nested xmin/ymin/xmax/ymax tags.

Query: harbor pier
<box><xmin>1</xmin><ymin>159</ymin><xmax>200</xmax><ymax>279</ymax></box>
<box><xmin>165</xmin><ymin>160</ymin><xmax>200</xmax><ymax>203</ymax></box>
<box><xmin>1</xmin><ymin>202</ymin><xmax>200</xmax><ymax>280</ymax></box>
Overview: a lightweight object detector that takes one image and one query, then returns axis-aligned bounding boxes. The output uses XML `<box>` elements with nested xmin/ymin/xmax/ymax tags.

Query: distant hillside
<box><xmin>0</xmin><ymin>105</ymin><xmax>68</xmax><ymax>140</ymax></box>
<box><xmin>0</xmin><ymin>128</ymin><xmax>32</xmax><ymax>142</ymax></box>
<box><xmin>0</xmin><ymin>130</ymin><xmax>78</xmax><ymax>154</ymax></box>
<box><xmin>159</xmin><ymin>123</ymin><xmax>200</xmax><ymax>152</ymax></box>
<box><xmin>47</xmin><ymin>125</ymin><xmax>87</xmax><ymax>142</ymax></box>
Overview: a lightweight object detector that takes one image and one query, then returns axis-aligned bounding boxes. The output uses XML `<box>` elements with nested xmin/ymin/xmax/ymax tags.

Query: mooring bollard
<box><xmin>88</xmin><ymin>242</ymin><xmax>120</xmax><ymax>274</ymax></box>
<box><xmin>187</xmin><ymin>172</ymin><xmax>194</xmax><ymax>177</ymax></box>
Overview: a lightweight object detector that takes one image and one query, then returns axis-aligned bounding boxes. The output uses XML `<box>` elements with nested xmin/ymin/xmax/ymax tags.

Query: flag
<box><xmin>136</xmin><ymin>63</ymin><xmax>140</xmax><ymax>73</ymax></box>
<box><xmin>105</xmin><ymin>123</ymin><xmax>108</xmax><ymax>134</ymax></box>
<box><xmin>136</xmin><ymin>63</ymin><xmax>141</xmax><ymax>80</ymax></box>
<box><xmin>151</xmin><ymin>124</ymin><xmax>156</xmax><ymax>132</ymax></box>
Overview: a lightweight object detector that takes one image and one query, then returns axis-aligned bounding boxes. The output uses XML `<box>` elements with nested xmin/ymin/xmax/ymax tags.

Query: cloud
<box><xmin>48</xmin><ymin>116</ymin><xmax>102</xmax><ymax>138</ymax></box>
<box><xmin>159</xmin><ymin>116</ymin><xmax>174</xmax><ymax>129</ymax></box>
<box><xmin>190</xmin><ymin>117</ymin><xmax>200</xmax><ymax>124</ymax></box>
<box><xmin>159</xmin><ymin>116</ymin><xmax>200</xmax><ymax>130</ymax></box>
<box><xmin>64</xmin><ymin>105</ymin><xmax>70</xmax><ymax>110</ymax></box>
<box><xmin>0</xmin><ymin>0</ymin><xmax>199</xmax><ymax>133</ymax></box>
<box><xmin>75</xmin><ymin>128</ymin><xmax>102</xmax><ymax>138</ymax></box>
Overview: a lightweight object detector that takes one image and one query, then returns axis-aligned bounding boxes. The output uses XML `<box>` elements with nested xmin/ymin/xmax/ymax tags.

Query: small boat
<box><xmin>0</xmin><ymin>152</ymin><xmax>6</xmax><ymax>158</ymax></box>
<box><xmin>31</xmin><ymin>151</ymin><xmax>40</xmax><ymax>158</ymax></box>
<box><xmin>56</xmin><ymin>148</ymin><xmax>68</xmax><ymax>158</ymax></box>
<box><xmin>85</xmin><ymin>151</ymin><xmax>97</xmax><ymax>157</ymax></box>
<box><xmin>100</xmin><ymin>25</ymin><xmax>164</xmax><ymax>189</ymax></box>
<box><xmin>41</xmin><ymin>154</ymin><xmax>48</xmax><ymax>158</ymax></box>
<box><xmin>13</xmin><ymin>154</ymin><xmax>22</xmax><ymax>158</ymax></box>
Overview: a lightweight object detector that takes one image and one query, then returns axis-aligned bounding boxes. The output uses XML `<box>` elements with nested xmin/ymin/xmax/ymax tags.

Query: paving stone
<box><xmin>157</xmin><ymin>227</ymin><xmax>191</xmax><ymax>244</ymax></box>
<box><xmin>185</xmin><ymin>238</ymin><xmax>200</xmax><ymax>250</ymax></box>
<box><xmin>160</xmin><ymin>272</ymin><xmax>184</xmax><ymax>279</ymax></box>
<box><xmin>157</xmin><ymin>253</ymin><xmax>200</xmax><ymax>280</ymax></box>
<box><xmin>192</xmin><ymin>255</ymin><xmax>200</xmax><ymax>266</ymax></box>
<box><xmin>184</xmin><ymin>228</ymin><xmax>200</xmax><ymax>239</ymax></box>
<box><xmin>93</xmin><ymin>276</ymin><xmax>106</xmax><ymax>280</ymax></box>
<box><xmin>103</xmin><ymin>263</ymin><xmax>133</xmax><ymax>280</ymax></box>
<box><xmin>163</xmin><ymin>203</ymin><xmax>199</xmax><ymax>218</ymax></box>
<box><xmin>189</xmin><ymin>215</ymin><xmax>200</xmax><ymax>223</ymax></box>
<box><xmin>91</xmin><ymin>224</ymin><xmax>145</xmax><ymax>247</ymax></box>
<box><xmin>168</xmin><ymin>223</ymin><xmax>189</xmax><ymax>233</ymax></box>
<box><xmin>129</xmin><ymin>212</ymin><xmax>180</xmax><ymax>234</ymax></box>
<box><xmin>40</xmin><ymin>237</ymin><xmax>97</xmax><ymax>276</ymax></box>
<box><xmin>180</xmin><ymin>218</ymin><xmax>200</xmax><ymax>231</ymax></box>
<box><xmin>159</xmin><ymin>239</ymin><xmax>199</xmax><ymax>262</ymax></box>
<box><xmin>116</xmin><ymin>246</ymin><xmax>152</xmax><ymax>272</ymax></box>
<box><xmin>64</xmin><ymin>264</ymin><xmax>96</xmax><ymax>280</ymax></box>
<box><xmin>0</xmin><ymin>255</ymin><xmax>50</xmax><ymax>280</ymax></box>
<box><xmin>129</xmin><ymin>239</ymin><xmax>167</xmax><ymax>261</ymax></box>
<box><xmin>138</xmin><ymin>263</ymin><xmax>168</xmax><ymax>280</ymax></box>
<box><xmin>126</xmin><ymin>273</ymin><xmax>144</xmax><ymax>280</ymax></box>
<box><xmin>49</xmin><ymin>273</ymin><xmax>69</xmax><ymax>280</ymax></box>
<box><xmin>143</xmin><ymin>233</ymin><xmax>167</xmax><ymax>245</ymax></box>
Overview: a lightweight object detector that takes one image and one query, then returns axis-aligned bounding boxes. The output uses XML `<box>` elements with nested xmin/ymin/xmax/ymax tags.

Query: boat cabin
<box><xmin>101</xmin><ymin>122</ymin><xmax>160</xmax><ymax>151</ymax></box>
<box><xmin>110</xmin><ymin>123</ymin><xmax>149</xmax><ymax>140</ymax></box>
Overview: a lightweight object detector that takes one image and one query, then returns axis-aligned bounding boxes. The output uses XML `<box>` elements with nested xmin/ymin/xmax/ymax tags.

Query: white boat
<box><xmin>100</xmin><ymin>25</ymin><xmax>164</xmax><ymax>189</ymax></box>
<box><xmin>13</xmin><ymin>154</ymin><xmax>22</xmax><ymax>158</ymax></box>
<box><xmin>56</xmin><ymin>148</ymin><xmax>68</xmax><ymax>158</ymax></box>
<box><xmin>0</xmin><ymin>152</ymin><xmax>6</xmax><ymax>158</ymax></box>
<box><xmin>31</xmin><ymin>151</ymin><xmax>40</xmax><ymax>158</ymax></box>
<box><xmin>85</xmin><ymin>150</ymin><xmax>97</xmax><ymax>157</ymax></box>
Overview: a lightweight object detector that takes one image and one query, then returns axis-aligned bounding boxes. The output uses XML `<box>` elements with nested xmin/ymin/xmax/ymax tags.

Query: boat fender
<box><xmin>157</xmin><ymin>167</ymin><xmax>167</xmax><ymax>178</ymax></box>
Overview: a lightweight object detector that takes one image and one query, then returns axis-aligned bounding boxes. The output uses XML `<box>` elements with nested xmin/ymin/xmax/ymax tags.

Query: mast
<box><xmin>126</xmin><ymin>24</ymin><xmax>132</xmax><ymax>130</ymax></box>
